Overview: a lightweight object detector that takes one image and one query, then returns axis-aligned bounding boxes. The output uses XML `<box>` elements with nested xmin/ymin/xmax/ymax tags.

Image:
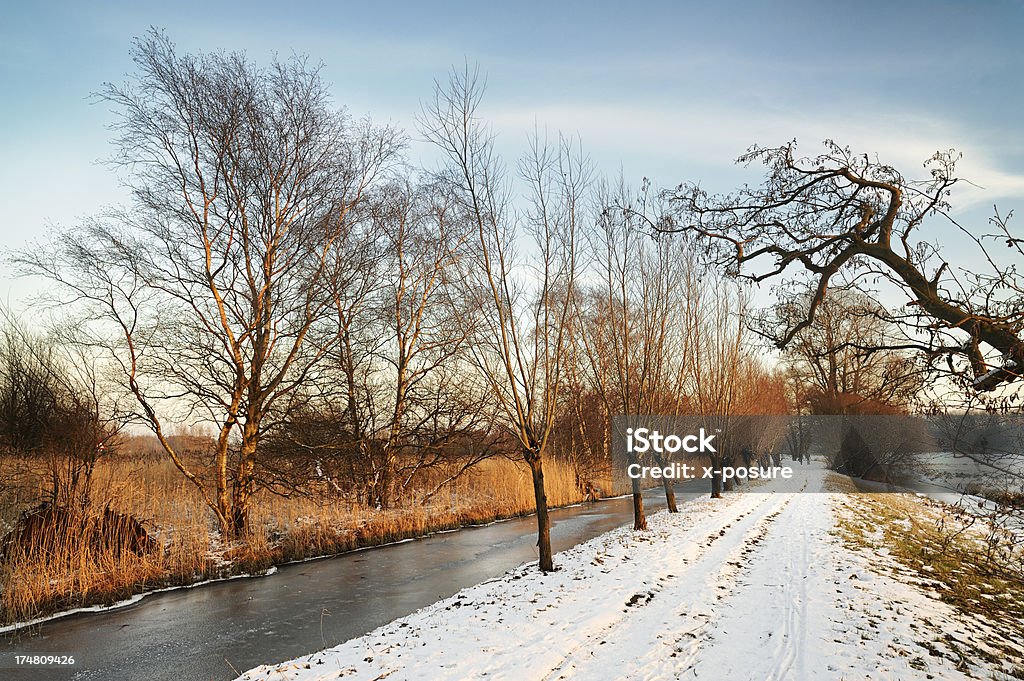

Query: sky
<box><xmin>1</xmin><ymin>0</ymin><xmax>1023</xmax><ymax>310</ymax></box>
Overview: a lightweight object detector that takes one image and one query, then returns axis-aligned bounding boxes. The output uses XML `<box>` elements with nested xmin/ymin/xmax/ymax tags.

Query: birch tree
<box><xmin>18</xmin><ymin>31</ymin><xmax>402</xmax><ymax>537</ymax></box>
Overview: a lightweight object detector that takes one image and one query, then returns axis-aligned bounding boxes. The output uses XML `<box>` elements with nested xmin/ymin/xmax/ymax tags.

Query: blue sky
<box><xmin>2</xmin><ymin>0</ymin><xmax>1023</xmax><ymax>307</ymax></box>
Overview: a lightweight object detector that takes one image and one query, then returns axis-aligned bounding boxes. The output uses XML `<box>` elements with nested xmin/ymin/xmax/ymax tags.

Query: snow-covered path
<box><xmin>236</xmin><ymin>464</ymin><xmax>1019</xmax><ymax>681</ymax></box>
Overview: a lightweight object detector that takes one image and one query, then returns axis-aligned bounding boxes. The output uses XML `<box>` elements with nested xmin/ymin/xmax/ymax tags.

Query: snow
<box><xmin>972</xmin><ymin>358</ymin><xmax>1018</xmax><ymax>389</ymax></box>
<box><xmin>235</xmin><ymin>463</ymin><xmax>1021</xmax><ymax>681</ymax></box>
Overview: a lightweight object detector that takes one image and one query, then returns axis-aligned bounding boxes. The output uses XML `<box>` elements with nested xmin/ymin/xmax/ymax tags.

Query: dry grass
<box><xmin>0</xmin><ymin>453</ymin><xmax>600</xmax><ymax>626</ymax></box>
<box><xmin>835</xmin><ymin>487</ymin><xmax>1024</xmax><ymax>671</ymax></box>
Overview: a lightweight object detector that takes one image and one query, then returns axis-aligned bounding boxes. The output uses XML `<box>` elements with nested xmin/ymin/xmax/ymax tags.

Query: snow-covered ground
<box><xmin>235</xmin><ymin>463</ymin><xmax>1022</xmax><ymax>681</ymax></box>
<box><xmin>910</xmin><ymin>450</ymin><xmax>1024</xmax><ymax>493</ymax></box>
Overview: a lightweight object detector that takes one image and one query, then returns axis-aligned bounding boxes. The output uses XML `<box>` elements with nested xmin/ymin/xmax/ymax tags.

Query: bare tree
<box><xmin>16</xmin><ymin>31</ymin><xmax>402</xmax><ymax>537</ymax></box>
<box><xmin>681</xmin><ymin>285</ymin><xmax>787</xmax><ymax>496</ymax></box>
<box><xmin>666</xmin><ymin>141</ymin><xmax>1024</xmax><ymax>398</ymax></box>
<box><xmin>685</xmin><ymin>286</ymin><xmax>749</xmax><ymax>497</ymax></box>
<box><xmin>557</xmin><ymin>299</ymin><xmax>613</xmax><ymax>501</ymax></box>
<box><xmin>580</xmin><ymin>183</ymin><xmax>699</xmax><ymax>525</ymax></box>
<box><xmin>420</xmin><ymin>66</ymin><xmax>590</xmax><ymax>572</ymax></box>
<box><xmin>264</xmin><ymin>179</ymin><xmax>494</xmax><ymax>510</ymax></box>
<box><xmin>0</xmin><ymin>309</ymin><xmax>125</xmax><ymax>512</ymax></box>
<box><xmin>776</xmin><ymin>285</ymin><xmax>924</xmax><ymax>414</ymax></box>
<box><xmin>365</xmin><ymin>179</ymin><xmax>475</xmax><ymax>508</ymax></box>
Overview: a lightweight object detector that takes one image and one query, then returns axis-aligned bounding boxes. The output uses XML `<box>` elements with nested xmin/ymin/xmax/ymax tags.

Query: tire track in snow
<box><xmin>539</xmin><ymin>491</ymin><xmax>768</xmax><ymax>681</ymax></box>
<box><xmin>760</xmin><ymin>488</ymin><xmax>812</xmax><ymax>681</ymax></box>
<box><xmin>689</xmin><ymin>481</ymin><xmax>820</xmax><ymax>681</ymax></box>
<box><xmin>547</xmin><ymin>491</ymin><xmax>796</xmax><ymax>681</ymax></box>
<box><xmin>667</xmin><ymin>491</ymin><xmax>799</xmax><ymax>680</ymax></box>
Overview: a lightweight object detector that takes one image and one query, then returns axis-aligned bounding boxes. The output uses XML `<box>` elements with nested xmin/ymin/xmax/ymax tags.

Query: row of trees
<box><xmin>10</xmin><ymin>35</ymin><xmax>792</xmax><ymax>572</ymax></box>
<box><xmin>12</xmin><ymin>32</ymin><xmax>1021</xmax><ymax>572</ymax></box>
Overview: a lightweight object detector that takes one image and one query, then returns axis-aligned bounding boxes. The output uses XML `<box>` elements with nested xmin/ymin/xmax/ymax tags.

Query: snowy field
<box><xmin>910</xmin><ymin>450</ymin><xmax>1024</xmax><ymax>491</ymax></box>
<box><xmin>235</xmin><ymin>463</ymin><xmax>1021</xmax><ymax>681</ymax></box>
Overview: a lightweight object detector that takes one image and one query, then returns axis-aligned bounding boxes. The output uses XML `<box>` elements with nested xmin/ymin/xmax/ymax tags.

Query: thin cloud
<box><xmin>487</xmin><ymin>102</ymin><xmax>1024</xmax><ymax>211</ymax></box>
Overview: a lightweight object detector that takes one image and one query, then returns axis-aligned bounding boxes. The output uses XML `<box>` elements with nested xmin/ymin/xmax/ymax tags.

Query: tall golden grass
<box><xmin>0</xmin><ymin>453</ymin><xmax>603</xmax><ymax>626</ymax></box>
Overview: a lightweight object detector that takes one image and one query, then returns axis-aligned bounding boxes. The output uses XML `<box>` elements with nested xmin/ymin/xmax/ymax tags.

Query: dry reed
<box><xmin>0</xmin><ymin>453</ymin><xmax>603</xmax><ymax>626</ymax></box>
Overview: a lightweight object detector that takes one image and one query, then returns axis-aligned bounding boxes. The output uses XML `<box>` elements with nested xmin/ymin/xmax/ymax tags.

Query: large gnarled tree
<box><xmin>666</xmin><ymin>141</ymin><xmax>1023</xmax><ymax>396</ymax></box>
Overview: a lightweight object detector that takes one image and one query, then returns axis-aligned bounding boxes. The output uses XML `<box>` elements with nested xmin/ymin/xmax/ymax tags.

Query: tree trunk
<box><xmin>230</xmin><ymin>467</ymin><xmax>255</xmax><ymax>538</ymax></box>
<box><xmin>526</xmin><ymin>453</ymin><xmax>554</xmax><ymax>573</ymax></box>
<box><xmin>710</xmin><ymin>456</ymin><xmax>723</xmax><ymax>499</ymax></box>
<box><xmin>228</xmin><ymin>424</ymin><xmax>260</xmax><ymax>538</ymax></box>
<box><xmin>631</xmin><ymin>475</ymin><xmax>648</xmax><ymax>530</ymax></box>
<box><xmin>629</xmin><ymin>447</ymin><xmax>648</xmax><ymax>529</ymax></box>
<box><xmin>650</xmin><ymin>452</ymin><xmax>678</xmax><ymax>513</ymax></box>
<box><xmin>377</xmin><ymin>462</ymin><xmax>393</xmax><ymax>510</ymax></box>
<box><xmin>215</xmin><ymin>437</ymin><xmax>232</xmax><ymax>536</ymax></box>
<box><xmin>661</xmin><ymin>476</ymin><xmax>678</xmax><ymax>513</ymax></box>
<box><xmin>230</xmin><ymin>504</ymin><xmax>249</xmax><ymax>539</ymax></box>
